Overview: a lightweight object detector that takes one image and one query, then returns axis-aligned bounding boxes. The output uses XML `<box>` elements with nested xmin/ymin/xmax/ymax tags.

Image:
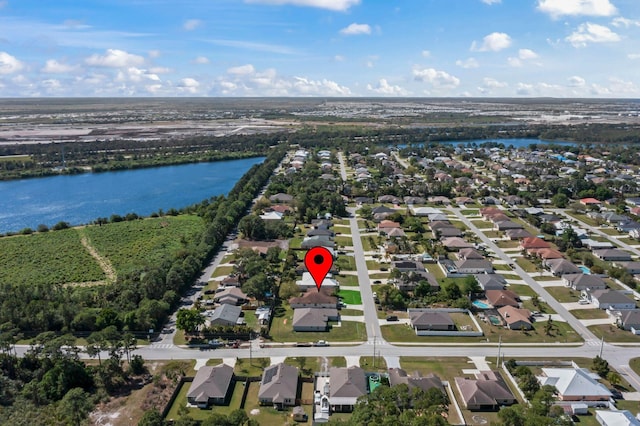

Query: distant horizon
<box><xmin>0</xmin><ymin>0</ymin><xmax>639</xmax><ymax>98</ymax></box>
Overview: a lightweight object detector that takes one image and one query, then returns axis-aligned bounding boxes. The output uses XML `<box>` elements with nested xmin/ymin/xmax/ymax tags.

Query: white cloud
<box><xmin>0</xmin><ymin>52</ymin><xmax>24</xmax><ymax>74</ymax></box>
<box><xmin>366</xmin><ymin>78</ymin><xmax>409</xmax><ymax>95</ymax></box>
<box><xmin>244</xmin><ymin>0</ymin><xmax>360</xmax><ymax>11</ymax></box>
<box><xmin>455</xmin><ymin>57</ymin><xmax>479</xmax><ymax>69</ymax></box>
<box><xmin>41</xmin><ymin>59</ymin><xmax>75</xmax><ymax>73</ymax></box>
<box><xmin>193</xmin><ymin>56</ymin><xmax>210</xmax><ymax>64</ymax></box>
<box><xmin>519</xmin><ymin>48</ymin><xmax>539</xmax><ymax>60</ymax></box>
<box><xmin>333</xmin><ymin>55</ymin><xmax>345</xmax><ymax>61</ymax></box>
<box><xmin>412</xmin><ymin>66</ymin><xmax>460</xmax><ymax>88</ymax></box>
<box><xmin>115</xmin><ymin>67</ymin><xmax>160</xmax><ymax>83</ymax></box>
<box><xmin>471</xmin><ymin>32</ymin><xmax>512</xmax><ymax>52</ymax></box>
<box><xmin>85</xmin><ymin>49</ymin><xmax>145</xmax><ymax>68</ymax></box>
<box><xmin>481</xmin><ymin>0</ymin><xmax>501</xmax><ymax>4</ymax></box>
<box><xmin>149</xmin><ymin>66</ymin><xmax>171</xmax><ymax>74</ymax></box>
<box><xmin>179</xmin><ymin>77</ymin><xmax>200</xmax><ymax>94</ymax></box>
<box><xmin>628</xmin><ymin>53</ymin><xmax>640</xmax><ymax>60</ymax></box>
<box><xmin>228</xmin><ymin>64</ymin><xmax>256</xmax><ymax>75</ymax></box>
<box><xmin>537</xmin><ymin>0</ymin><xmax>617</xmax><ymax>19</ymax></box>
<box><xmin>183</xmin><ymin>19</ymin><xmax>202</xmax><ymax>31</ymax></box>
<box><xmin>483</xmin><ymin>77</ymin><xmax>508</xmax><ymax>88</ymax></box>
<box><xmin>612</xmin><ymin>17</ymin><xmax>640</xmax><ymax>28</ymax></box>
<box><xmin>516</xmin><ymin>82</ymin><xmax>534</xmax><ymax>96</ymax></box>
<box><xmin>148</xmin><ymin>50</ymin><xmax>161</xmax><ymax>58</ymax></box>
<box><xmin>292</xmin><ymin>76</ymin><xmax>352</xmax><ymax>96</ymax></box>
<box><xmin>566</xmin><ymin>22</ymin><xmax>620</xmax><ymax>47</ymax></box>
<box><xmin>365</xmin><ymin>61</ymin><xmax>374</xmax><ymax>68</ymax></box>
<box><xmin>421</xmin><ymin>50</ymin><xmax>431</xmax><ymax>58</ymax></box>
<box><xmin>569</xmin><ymin>75</ymin><xmax>586</xmax><ymax>86</ymax></box>
<box><xmin>340</xmin><ymin>23</ymin><xmax>371</xmax><ymax>35</ymax></box>
<box><xmin>507</xmin><ymin>57</ymin><xmax>522</xmax><ymax>67</ymax></box>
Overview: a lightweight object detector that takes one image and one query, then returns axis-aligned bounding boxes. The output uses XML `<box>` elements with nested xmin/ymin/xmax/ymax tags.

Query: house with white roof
<box><xmin>595</xmin><ymin>410</ymin><xmax>640</xmax><ymax>426</ymax></box>
<box><xmin>537</xmin><ymin>368</ymin><xmax>612</xmax><ymax>401</ymax></box>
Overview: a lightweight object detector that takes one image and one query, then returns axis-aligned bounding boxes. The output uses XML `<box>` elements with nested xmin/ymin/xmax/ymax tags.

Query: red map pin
<box><xmin>304</xmin><ymin>246</ymin><xmax>333</xmax><ymax>291</ymax></box>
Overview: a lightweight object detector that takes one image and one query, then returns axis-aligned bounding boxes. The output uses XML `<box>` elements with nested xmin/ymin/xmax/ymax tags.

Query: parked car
<box><xmin>386</xmin><ymin>315</ymin><xmax>398</xmax><ymax>321</ymax></box>
<box><xmin>314</xmin><ymin>340</ymin><xmax>329</xmax><ymax>347</ymax></box>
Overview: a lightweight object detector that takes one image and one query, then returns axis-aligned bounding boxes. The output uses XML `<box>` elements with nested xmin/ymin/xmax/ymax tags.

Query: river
<box><xmin>0</xmin><ymin>157</ymin><xmax>265</xmax><ymax>234</ymax></box>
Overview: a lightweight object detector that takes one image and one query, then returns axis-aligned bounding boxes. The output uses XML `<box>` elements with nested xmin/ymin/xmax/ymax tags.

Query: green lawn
<box><xmin>460</xmin><ymin>209</ymin><xmax>479</xmax><ymax>216</ymax></box>
<box><xmin>336</xmin><ymin>274</ymin><xmax>359</xmax><ymax>286</ymax></box>
<box><xmin>284</xmin><ymin>357</ymin><xmax>347</xmax><ymax>375</ymax></box>
<box><xmin>233</xmin><ymin>358</ymin><xmax>270</xmax><ymax>376</ymax></box>
<box><xmin>335</xmin><ymin>236</ymin><xmax>353</xmax><ymax>247</ymax></box>
<box><xmin>244</xmin><ymin>382</ymin><xmax>296</xmax><ymax>425</ymax></box>
<box><xmin>340</xmin><ymin>309</ymin><xmax>364</xmax><ymax>316</ymax></box>
<box><xmin>506</xmin><ymin>284</ymin><xmax>538</xmax><ymax>298</ymax></box>
<box><xmin>335</xmin><ymin>255</ymin><xmax>356</xmax><ymax>271</ymax></box>
<box><xmin>425</xmin><ymin>263</ymin><xmax>445</xmax><ymax>279</ymax></box>
<box><xmin>630</xmin><ymin>357</ymin><xmax>640</xmax><ymax>376</ymax></box>
<box><xmin>496</xmin><ymin>240</ymin><xmax>521</xmax><ymax>249</ymax></box>
<box><xmin>268</xmin><ymin>303</ymin><xmax>366</xmax><ymax>342</ymax></box>
<box><xmin>165</xmin><ymin>380</ymin><xmax>245</xmax><ymax>422</ymax></box>
<box><xmin>360</xmin><ymin>356</ymin><xmax>387</xmax><ymax>372</ymax></box>
<box><xmin>493</xmin><ymin>263</ymin><xmax>513</xmax><ymax>271</ymax></box>
<box><xmin>546</xmin><ymin>286</ymin><xmax>581</xmax><ymax>303</ymax></box>
<box><xmin>588</xmin><ymin>324</ymin><xmax>640</xmax><ymax>343</ymax></box>
<box><xmin>338</xmin><ymin>289</ymin><xmax>362</xmax><ymax>304</ymax></box>
<box><xmin>204</xmin><ymin>358</ymin><xmax>224</xmax><ymax>366</ymax></box>
<box><xmin>361</xmin><ymin>236</ymin><xmax>375</xmax><ymax>251</ymax></box>
<box><xmin>369</xmin><ymin>272</ymin><xmax>390</xmax><ymax>279</ymax></box>
<box><xmin>515</xmin><ymin>257</ymin><xmax>538</xmax><ymax>273</ymax></box>
<box><xmin>212</xmin><ymin>265</ymin><xmax>234</xmax><ymax>278</ymax></box>
<box><xmin>570</xmin><ymin>309</ymin><xmax>609</xmax><ymax>320</ymax></box>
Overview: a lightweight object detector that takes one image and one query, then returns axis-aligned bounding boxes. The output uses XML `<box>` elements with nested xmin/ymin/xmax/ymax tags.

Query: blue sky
<box><xmin>0</xmin><ymin>0</ymin><xmax>639</xmax><ymax>97</ymax></box>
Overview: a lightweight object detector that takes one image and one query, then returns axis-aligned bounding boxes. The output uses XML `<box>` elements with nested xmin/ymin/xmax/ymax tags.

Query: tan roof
<box><xmin>486</xmin><ymin>290</ymin><xmax>520</xmax><ymax>307</ymax></box>
<box><xmin>388</xmin><ymin>368</ymin><xmax>444</xmax><ymax>393</ymax></box>
<box><xmin>498</xmin><ymin>306</ymin><xmax>532</xmax><ymax>327</ymax></box>
<box><xmin>330</xmin><ymin>367</ymin><xmax>367</xmax><ymax>399</ymax></box>
<box><xmin>187</xmin><ymin>364</ymin><xmax>234</xmax><ymax>403</ymax></box>
<box><xmin>289</xmin><ymin>288</ymin><xmax>337</xmax><ymax>306</ymax></box>
<box><xmin>258</xmin><ymin>363</ymin><xmax>299</xmax><ymax>403</ymax></box>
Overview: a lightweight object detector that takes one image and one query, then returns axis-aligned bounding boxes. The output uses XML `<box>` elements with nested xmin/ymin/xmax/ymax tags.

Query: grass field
<box><xmin>338</xmin><ymin>289</ymin><xmax>362</xmax><ymax>304</ymax></box>
<box><xmin>630</xmin><ymin>358</ymin><xmax>640</xmax><ymax>376</ymax></box>
<box><xmin>0</xmin><ymin>228</ymin><xmax>106</xmax><ymax>286</ymax></box>
<box><xmin>83</xmin><ymin>215</ymin><xmax>205</xmax><ymax>275</ymax></box>
<box><xmin>570</xmin><ymin>309</ymin><xmax>609</xmax><ymax>320</ymax></box>
<box><xmin>546</xmin><ymin>286</ymin><xmax>582</xmax><ymax>303</ymax></box>
<box><xmin>268</xmin><ymin>304</ymin><xmax>366</xmax><ymax>342</ymax></box>
<box><xmin>588</xmin><ymin>324</ymin><xmax>640</xmax><ymax>343</ymax></box>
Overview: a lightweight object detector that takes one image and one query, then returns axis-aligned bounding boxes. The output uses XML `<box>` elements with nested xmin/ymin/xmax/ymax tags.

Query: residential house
<box><xmin>213</xmin><ymin>287</ymin><xmax>248</xmax><ymax>306</ymax></box>
<box><xmin>296</xmin><ymin>272</ymin><xmax>339</xmax><ymax>291</ymax></box>
<box><xmin>615</xmin><ymin>310</ymin><xmax>640</xmax><ymax>334</ymax></box>
<box><xmin>544</xmin><ymin>259</ymin><xmax>582</xmax><ymax>276</ymax></box>
<box><xmin>392</xmin><ymin>260</ymin><xmax>426</xmax><ymax>273</ymax></box>
<box><xmin>289</xmin><ymin>289</ymin><xmax>338</xmax><ymax>309</ymax></box>
<box><xmin>485</xmin><ymin>290</ymin><xmax>520</xmax><ymax>308</ymax></box>
<box><xmin>593</xmin><ymin>249</ymin><xmax>632</xmax><ymax>262</ymax></box>
<box><xmin>614</xmin><ymin>261</ymin><xmax>640</xmax><ymax>275</ymax></box>
<box><xmin>388</xmin><ymin>368</ymin><xmax>445</xmax><ymax>394</ymax></box>
<box><xmin>435</xmin><ymin>227</ymin><xmax>463</xmax><ymax>238</ymax></box>
<box><xmin>395</xmin><ymin>271</ymin><xmax>439</xmax><ymax>292</ymax></box>
<box><xmin>260</xmin><ymin>211</ymin><xmax>284</xmax><ymax>221</ymax></box>
<box><xmin>494</xmin><ymin>220</ymin><xmax>524</xmax><ymax>231</ymax></box>
<box><xmin>378</xmin><ymin>220</ymin><xmax>401</xmax><ymax>234</ymax></box>
<box><xmin>562</xmin><ymin>274</ymin><xmax>607</xmax><ymax>291</ymax></box>
<box><xmin>498</xmin><ymin>306</ymin><xmax>533</xmax><ymax>330</ymax></box>
<box><xmin>328</xmin><ymin>367</ymin><xmax>367</xmax><ymax>412</ymax></box>
<box><xmin>410</xmin><ymin>206</ymin><xmax>443</xmax><ymax>216</ymax></box>
<box><xmin>457</xmin><ymin>248</ymin><xmax>485</xmax><ymax>260</ymax></box>
<box><xmin>455</xmin><ymin>371</ymin><xmax>517</xmax><ymax>411</ymax></box>
<box><xmin>454</xmin><ymin>259</ymin><xmax>494</xmax><ymax>274</ymax></box>
<box><xmin>585</xmin><ymin>290</ymin><xmax>636</xmax><ymax>310</ymax></box>
<box><xmin>505</xmin><ymin>229</ymin><xmax>533</xmax><ymax>240</ymax></box>
<box><xmin>258</xmin><ymin>363</ymin><xmax>299</xmax><ymax>408</ymax></box>
<box><xmin>595</xmin><ymin>410</ymin><xmax>640</xmax><ymax>426</ymax></box>
<box><xmin>530</xmin><ymin>248</ymin><xmax>564</xmax><ymax>260</ymax></box>
<box><xmin>441</xmin><ymin>237</ymin><xmax>473</xmax><ymax>250</ymax></box>
<box><xmin>301</xmin><ymin>235</ymin><xmax>335</xmax><ymax>250</ymax></box>
<box><xmin>537</xmin><ymin>368</ymin><xmax>612</xmax><ymax>401</ymax></box>
<box><xmin>209</xmin><ymin>304</ymin><xmax>243</xmax><ymax>326</ymax></box>
<box><xmin>579</xmin><ymin>198</ymin><xmax>602</xmax><ymax>207</ymax></box>
<box><xmin>519</xmin><ymin>237</ymin><xmax>550</xmax><ymax>251</ymax></box>
<box><xmin>475</xmin><ymin>274</ymin><xmax>506</xmax><ymax>291</ymax></box>
<box><xmin>307</xmin><ymin>228</ymin><xmax>335</xmax><ymax>238</ymax></box>
<box><xmin>187</xmin><ymin>364</ymin><xmax>235</xmax><ymax>408</ymax></box>
<box><xmin>292</xmin><ymin>308</ymin><xmax>339</xmax><ymax>332</ymax></box>
<box><xmin>409</xmin><ymin>310</ymin><xmax>455</xmax><ymax>333</ymax></box>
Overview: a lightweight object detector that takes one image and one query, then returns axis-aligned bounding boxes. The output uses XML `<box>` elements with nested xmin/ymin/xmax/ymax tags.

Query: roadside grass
<box><xmin>336</xmin><ymin>255</ymin><xmax>356</xmax><ymax>271</ymax></box>
<box><xmin>336</xmin><ymin>274</ymin><xmax>359</xmax><ymax>286</ymax></box>
<box><xmin>532</xmin><ymin>275</ymin><xmax>561</xmax><ymax>281</ymax></box>
<box><xmin>211</xmin><ymin>265</ymin><xmax>234</xmax><ymax>278</ymax></box>
<box><xmin>496</xmin><ymin>240</ymin><xmax>521</xmax><ymax>249</ymax></box>
<box><xmin>588</xmin><ymin>324</ymin><xmax>640</xmax><ymax>343</ymax></box>
<box><xmin>285</xmin><ymin>356</ymin><xmax>348</xmax><ymax>371</ymax></box>
<box><xmin>471</xmin><ymin>220</ymin><xmax>491</xmax><ymax>228</ymax></box>
<box><xmin>630</xmin><ymin>358</ymin><xmax>640</xmax><ymax>376</ymax></box>
<box><xmin>340</xmin><ymin>309</ymin><xmax>364</xmax><ymax>316</ymax></box>
<box><xmin>361</xmin><ymin>237</ymin><xmax>374</xmax><ymax>251</ymax></box>
<box><xmin>570</xmin><ymin>309</ymin><xmax>609</xmax><ymax>320</ymax></box>
<box><xmin>546</xmin><ymin>286</ymin><xmax>581</xmax><ymax>303</ymax></box>
<box><xmin>483</xmin><ymin>231</ymin><xmax>501</xmax><ymax>238</ymax></box>
<box><xmin>500</xmin><ymin>274</ymin><xmax>523</xmax><ymax>281</ymax></box>
<box><xmin>233</xmin><ymin>358</ymin><xmax>270</xmax><ymax>376</ymax></box>
<box><xmin>493</xmin><ymin>263</ymin><xmax>512</xmax><ymax>271</ymax></box>
<box><xmin>425</xmin><ymin>263</ymin><xmax>446</xmax><ymax>279</ymax></box>
<box><xmin>337</xmin><ymin>289</ymin><xmax>362</xmax><ymax>304</ymax></box>
<box><xmin>515</xmin><ymin>258</ymin><xmax>538</xmax><ymax>273</ymax></box>
<box><xmin>369</xmin><ymin>272</ymin><xmax>390</xmax><ymax>279</ymax></box>
<box><xmin>460</xmin><ymin>209</ymin><xmax>479</xmax><ymax>216</ymax></box>
<box><xmin>204</xmin><ymin>358</ymin><xmax>224</xmax><ymax>366</ymax></box>
<box><xmin>360</xmin><ymin>356</ymin><xmax>387</xmax><ymax>372</ymax></box>
<box><xmin>505</xmin><ymin>284</ymin><xmax>538</xmax><ymax>297</ymax></box>
<box><xmin>600</xmin><ymin>228</ymin><xmax>625</xmax><ymax>237</ymax></box>
<box><xmin>335</xmin><ymin>236</ymin><xmax>353</xmax><ymax>247</ymax></box>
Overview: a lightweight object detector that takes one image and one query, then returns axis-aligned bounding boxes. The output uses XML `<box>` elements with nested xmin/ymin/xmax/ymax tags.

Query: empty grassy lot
<box><xmin>545</xmin><ymin>286</ymin><xmax>582</xmax><ymax>303</ymax></box>
<box><xmin>588</xmin><ymin>324</ymin><xmax>640</xmax><ymax>343</ymax></box>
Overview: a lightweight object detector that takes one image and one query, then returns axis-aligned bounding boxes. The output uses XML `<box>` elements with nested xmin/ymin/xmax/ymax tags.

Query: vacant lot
<box><xmin>0</xmin><ymin>228</ymin><xmax>105</xmax><ymax>286</ymax></box>
<box><xmin>588</xmin><ymin>324</ymin><xmax>640</xmax><ymax>343</ymax></box>
<box><xmin>338</xmin><ymin>289</ymin><xmax>362</xmax><ymax>304</ymax></box>
<box><xmin>546</xmin><ymin>286</ymin><xmax>581</xmax><ymax>303</ymax></box>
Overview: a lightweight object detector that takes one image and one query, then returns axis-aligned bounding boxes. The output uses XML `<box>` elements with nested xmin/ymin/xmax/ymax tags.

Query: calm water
<box><xmin>0</xmin><ymin>157</ymin><xmax>264</xmax><ymax>234</ymax></box>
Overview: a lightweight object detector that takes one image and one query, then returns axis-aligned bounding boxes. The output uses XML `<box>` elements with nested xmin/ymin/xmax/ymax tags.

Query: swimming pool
<box><xmin>472</xmin><ymin>300</ymin><xmax>490</xmax><ymax>309</ymax></box>
<box><xmin>579</xmin><ymin>265</ymin><xmax>591</xmax><ymax>275</ymax></box>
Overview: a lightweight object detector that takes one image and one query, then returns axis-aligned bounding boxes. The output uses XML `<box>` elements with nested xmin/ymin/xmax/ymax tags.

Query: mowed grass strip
<box><xmin>83</xmin><ymin>215</ymin><xmax>204</xmax><ymax>275</ymax></box>
<box><xmin>0</xmin><ymin>228</ymin><xmax>105</xmax><ymax>286</ymax></box>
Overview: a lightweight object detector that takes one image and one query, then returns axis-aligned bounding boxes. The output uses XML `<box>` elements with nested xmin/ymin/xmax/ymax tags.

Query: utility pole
<box><xmin>249</xmin><ymin>337</ymin><xmax>253</xmax><ymax>365</ymax></box>
<box><xmin>496</xmin><ymin>335</ymin><xmax>502</xmax><ymax>367</ymax></box>
<box><xmin>373</xmin><ymin>335</ymin><xmax>376</xmax><ymax>368</ymax></box>
<box><xmin>599</xmin><ymin>335</ymin><xmax>604</xmax><ymax>358</ymax></box>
